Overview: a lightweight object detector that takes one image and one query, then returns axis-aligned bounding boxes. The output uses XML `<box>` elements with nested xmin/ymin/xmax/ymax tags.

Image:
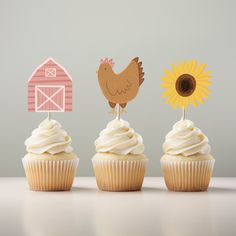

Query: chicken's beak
<box><xmin>96</xmin><ymin>70</ymin><xmax>98</xmax><ymax>76</ymax></box>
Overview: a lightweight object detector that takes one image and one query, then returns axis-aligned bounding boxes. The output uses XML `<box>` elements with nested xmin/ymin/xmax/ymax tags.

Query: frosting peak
<box><xmin>163</xmin><ymin>119</ymin><xmax>211</xmax><ymax>156</ymax></box>
<box><xmin>95</xmin><ymin>119</ymin><xmax>144</xmax><ymax>155</ymax></box>
<box><xmin>25</xmin><ymin>118</ymin><xmax>73</xmax><ymax>155</ymax></box>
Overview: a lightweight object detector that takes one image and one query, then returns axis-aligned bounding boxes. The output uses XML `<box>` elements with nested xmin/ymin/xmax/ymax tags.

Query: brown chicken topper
<box><xmin>97</xmin><ymin>57</ymin><xmax>144</xmax><ymax>113</ymax></box>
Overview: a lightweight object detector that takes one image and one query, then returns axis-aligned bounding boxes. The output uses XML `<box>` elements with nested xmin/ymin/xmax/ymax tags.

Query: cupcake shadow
<box><xmin>71</xmin><ymin>186</ymin><xmax>97</xmax><ymax>193</ymax></box>
<box><xmin>141</xmin><ymin>187</ymin><xmax>164</xmax><ymax>192</ymax></box>
<box><xmin>71</xmin><ymin>186</ymin><xmax>163</xmax><ymax>193</ymax></box>
<box><xmin>208</xmin><ymin>187</ymin><xmax>236</xmax><ymax>194</ymax></box>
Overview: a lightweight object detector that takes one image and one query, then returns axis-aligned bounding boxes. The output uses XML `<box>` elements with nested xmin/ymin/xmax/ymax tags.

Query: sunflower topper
<box><xmin>161</xmin><ymin>61</ymin><xmax>211</xmax><ymax>111</ymax></box>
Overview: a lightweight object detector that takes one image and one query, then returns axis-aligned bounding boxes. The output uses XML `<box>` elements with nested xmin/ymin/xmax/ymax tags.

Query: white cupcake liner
<box><xmin>161</xmin><ymin>159</ymin><xmax>215</xmax><ymax>191</ymax></box>
<box><xmin>22</xmin><ymin>158</ymin><xmax>79</xmax><ymax>191</ymax></box>
<box><xmin>92</xmin><ymin>158</ymin><xmax>148</xmax><ymax>191</ymax></box>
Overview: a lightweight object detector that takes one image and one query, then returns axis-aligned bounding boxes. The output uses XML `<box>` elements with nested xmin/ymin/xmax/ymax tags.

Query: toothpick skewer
<box><xmin>116</xmin><ymin>105</ymin><xmax>121</xmax><ymax>120</ymax></box>
<box><xmin>182</xmin><ymin>108</ymin><xmax>186</xmax><ymax>120</ymax></box>
<box><xmin>48</xmin><ymin>112</ymin><xmax>51</xmax><ymax>121</ymax></box>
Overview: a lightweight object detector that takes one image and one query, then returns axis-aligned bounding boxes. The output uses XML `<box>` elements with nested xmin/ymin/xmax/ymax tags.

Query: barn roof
<box><xmin>28</xmin><ymin>57</ymin><xmax>72</xmax><ymax>82</ymax></box>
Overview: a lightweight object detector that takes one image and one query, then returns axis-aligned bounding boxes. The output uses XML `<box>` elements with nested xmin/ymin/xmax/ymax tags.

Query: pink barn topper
<box><xmin>28</xmin><ymin>58</ymin><xmax>72</xmax><ymax>112</ymax></box>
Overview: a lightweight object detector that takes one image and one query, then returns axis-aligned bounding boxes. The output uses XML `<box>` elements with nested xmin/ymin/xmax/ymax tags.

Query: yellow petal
<box><xmin>177</xmin><ymin>61</ymin><xmax>184</xmax><ymax>75</ymax></box>
<box><xmin>166</xmin><ymin>92</ymin><xmax>179</xmax><ymax>108</ymax></box>
<box><xmin>169</xmin><ymin>94</ymin><xmax>178</xmax><ymax>109</ymax></box>
<box><xmin>197</xmin><ymin>85</ymin><xmax>210</xmax><ymax>94</ymax></box>
<box><xmin>189</xmin><ymin>60</ymin><xmax>197</xmax><ymax>74</ymax></box>
<box><xmin>198</xmin><ymin>71</ymin><xmax>211</xmax><ymax>78</ymax></box>
<box><xmin>164</xmin><ymin>70</ymin><xmax>175</xmax><ymax>81</ymax></box>
<box><xmin>198</xmin><ymin>75</ymin><xmax>211</xmax><ymax>81</ymax></box>
<box><xmin>171</xmin><ymin>64</ymin><xmax>179</xmax><ymax>77</ymax></box>
<box><xmin>189</xmin><ymin>96</ymin><xmax>198</xmax><ymax>107</ymax></box>
<box><xmin>198</xmin><ymin>80</ymin><xmax>211</xmax><ymax>86</ymax></box>
<box><xmin>161</xmin><ymin>76</ymin><xmax>173</xmax><ymax>82</ymax></box>
<box><xmin>161</xmin><ymin>83</ymin><xmax>173</xmax><ymax>88</ymax></box>
<box><xmin>198</xmin><ymin>89</ymin><xmax>209</xmax><ymax>99</ymax></box>
<box><xmin>194</xmin><ymin>63</ymin><xmax>206</xmax><ymax>77</ymax></box>
<box><xmin>183</xmin><ymin>61</ymin><xmax>190</xmax><ymax>72</ymax></box>
<box><xmin>165</xmin><ymin>92</ymin><xmax>175</xmax><ymax>103</ymax></box>
<box><xmin>194</xmin><ymin>90</ymin><xmax>204</xmax><ymax>104</ymax></box>
<box><xmin>162</xmin><ymin>88</ymin><xmax>175</xmax><ymax>98</ymax></box>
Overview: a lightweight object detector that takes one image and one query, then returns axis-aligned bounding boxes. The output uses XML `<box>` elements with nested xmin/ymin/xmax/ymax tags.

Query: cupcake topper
<box><xmin>28</xmin><ymin>58</ymin><xmax>72</xmax><ymax>119</ymax></box>
<box><xmin>97</xmin><ymin>57</ymin><xmax>145</xmax><ymax>119</ymax></box>
<box><xmin>161</xmin><ymin>60</ymin><xmax>211</xmax><ymax>119</ymax></box>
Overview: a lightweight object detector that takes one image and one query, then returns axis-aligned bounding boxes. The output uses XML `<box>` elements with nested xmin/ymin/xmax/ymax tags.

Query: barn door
<box><xmin>35</xmin><ymin>85</ymin><xmax>65</xmax><ymax>112</ymax></box>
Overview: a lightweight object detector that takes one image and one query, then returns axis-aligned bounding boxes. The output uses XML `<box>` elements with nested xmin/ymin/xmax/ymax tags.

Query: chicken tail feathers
<box><xmin>132</xmin><ymin>57</ymin><xmax>144</xmax><ymax>86</ymax></box>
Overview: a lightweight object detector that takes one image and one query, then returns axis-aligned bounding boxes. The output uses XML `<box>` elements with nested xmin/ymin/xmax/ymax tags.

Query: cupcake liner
<box><xmin>161</xmin><ymin>159</ymin><xmax>215</xmax><ymax>192</ymax></box>
<box><xmin>92</xmin><ymin>158</ymin><xmax>148</xmax><ymax>192</ymax></box>
<box><xmin>22</xmin><ymin>158</ymin><xmax>79</xmax><ymax>191</ymax></box>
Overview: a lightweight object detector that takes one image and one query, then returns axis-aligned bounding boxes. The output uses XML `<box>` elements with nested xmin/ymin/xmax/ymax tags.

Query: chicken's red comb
<box><xmin>100</xmin><ymin>58</ymin><xmax>115</xmax><ymax>68</ymax></box>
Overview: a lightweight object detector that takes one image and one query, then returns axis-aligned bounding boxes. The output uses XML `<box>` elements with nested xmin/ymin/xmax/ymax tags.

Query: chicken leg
<box><xmin>120</xmin><ymin>103</ymin><xmax>127</xmax><ymax>114</ymax></box>
<box><xmin>109</xmin><ymin>101</ymin><xmax>116</xmax><ymax>114</ymax></box>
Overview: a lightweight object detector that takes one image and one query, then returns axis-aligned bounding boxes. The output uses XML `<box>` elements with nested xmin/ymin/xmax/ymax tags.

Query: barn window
<box><xmin>45</xmin><ymin>68</ymin><xmax>56</xmax><ymax>77</ymax></box>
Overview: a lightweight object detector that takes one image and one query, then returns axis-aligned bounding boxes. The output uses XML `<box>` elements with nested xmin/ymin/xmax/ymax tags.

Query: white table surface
<box><xmin>0</xmin><ymin>177</ymin><xmax>235</xmax><ymax>236</ymax></box>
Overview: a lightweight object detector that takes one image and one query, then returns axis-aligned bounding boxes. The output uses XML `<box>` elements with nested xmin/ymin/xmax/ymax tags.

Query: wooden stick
<box><xmin>182</xmin><ymin>108</ymin><xmax>186</xmax><ymax>120</ymax></box>
<box><xmin>116</xmin><ymin>105</ymin><xmax>121</xmax><ymax>120</ymax></box>
<box><xmin>48</xmin><ymin>112</ymin><xmax>51</xmax><ymax>120</ymax></box>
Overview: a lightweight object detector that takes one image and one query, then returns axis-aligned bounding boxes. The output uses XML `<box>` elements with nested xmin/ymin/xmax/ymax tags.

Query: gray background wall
<box><xmin>0</xmin><ymin>0</ymin><xmax>235</xmax><ymax>177</ymax></box>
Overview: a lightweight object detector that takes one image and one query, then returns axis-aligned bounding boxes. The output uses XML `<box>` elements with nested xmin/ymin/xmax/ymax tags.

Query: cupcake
<box><xmin>161</xmin><ymin>119</ymin><xmax>215</xmax><ymax>192</ymax></box>
<box><xmin>92</xmin><ymin>118</ymin><xmax>148</xmax><ymax>191</ymax></box>
<box><xmin>22</xmin><ymin>118</ymin><xmax>79</xmax><ymax>191</ymax></box>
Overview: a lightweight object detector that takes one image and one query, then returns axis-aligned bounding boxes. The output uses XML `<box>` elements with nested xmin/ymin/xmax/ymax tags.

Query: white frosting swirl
<box><xmin>95</xmin><ymin>119</ymin><xmax>144</xmax><ymax>155</ymax></box>
<box><xmin>25</xmin><ymin>119</ymin><xmax>73</xmax><ymax>155</ymax></box>
<box><xmin>163</xmin><ymin>119</ymin><xmax>211</xmax><ymax>156</ymax></box>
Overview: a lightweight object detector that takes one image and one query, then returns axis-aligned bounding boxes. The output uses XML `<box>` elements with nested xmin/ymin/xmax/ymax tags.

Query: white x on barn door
<box><xmin>35</xmin><ymin>85</ymin><xmax>65</xmax><ymax>112</ymax></box>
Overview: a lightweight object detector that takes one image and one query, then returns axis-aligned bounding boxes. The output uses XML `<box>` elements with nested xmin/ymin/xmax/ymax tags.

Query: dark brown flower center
<box><xmin>175</xmin><ymin>74</ymin><xmax>196</xmax><ymax>97</ymax></box>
